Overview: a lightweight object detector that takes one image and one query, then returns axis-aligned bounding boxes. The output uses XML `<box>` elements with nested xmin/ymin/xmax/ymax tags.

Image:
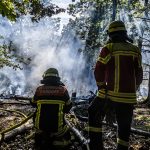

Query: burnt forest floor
<box><xmin>0</xmin><ymin>99</ymin><xmax>150</xmax><ymax>150</ymax></box>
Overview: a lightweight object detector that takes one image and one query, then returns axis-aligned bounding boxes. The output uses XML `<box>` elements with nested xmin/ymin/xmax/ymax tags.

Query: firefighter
<box><xmin>31</xmin><ymin>68</ymin><xmax>72</xmax><ymax>150</ymax></box>
<box><xmin>88</xmin><ymin>21</ymin><xmax>143</xmax><ymax>150</ymax></box>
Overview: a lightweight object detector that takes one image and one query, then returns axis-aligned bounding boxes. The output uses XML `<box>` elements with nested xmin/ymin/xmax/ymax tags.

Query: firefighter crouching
<box><xmin>30</xmin><ymin>68</ymin><xmax>72</xmax><ymax>150</ymax></box>
<box><xmin>88</xmin><ymin>21</ymin><xmax>143</xmax><ymax>150</ymax></box>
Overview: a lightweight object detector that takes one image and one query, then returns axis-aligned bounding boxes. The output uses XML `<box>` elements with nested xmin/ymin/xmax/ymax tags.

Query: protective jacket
<box><xmin>31</xmin><ymin>79</ymin><xmax>72</xmax><ymax>135</ymax></box>
<box><xmin>95</xmin><ymin>42</ymin><xmax>143</xmax><ymax>103</ymax></box>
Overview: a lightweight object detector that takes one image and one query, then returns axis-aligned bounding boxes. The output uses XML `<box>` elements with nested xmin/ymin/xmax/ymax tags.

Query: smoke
<box><xmin>0</xmin><ymin>68</ymin><xmax>26</xmax><ymax>95</ymax></box>
<box><xmin>0</xmin><ymin>15</ymin><xmax>96</xmax><ymax>97</ymax></box>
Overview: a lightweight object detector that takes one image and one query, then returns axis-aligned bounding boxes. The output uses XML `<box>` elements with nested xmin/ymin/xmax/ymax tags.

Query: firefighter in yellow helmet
<box><xmin>88</xmin><ymin>21</ymin><xmax>143</xmax><ymax>150</ymax></box>
<box><xmin>31</xmin><ymin>68</ymin><xmax>72</xmax><ymax>150</ymax></box>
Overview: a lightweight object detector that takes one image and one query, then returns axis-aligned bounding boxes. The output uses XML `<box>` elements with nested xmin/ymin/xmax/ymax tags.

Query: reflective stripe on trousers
<box><xmin>88</xmin><ymin>97</ymin><xmax>134</xmax><ymax>150</ymax></box>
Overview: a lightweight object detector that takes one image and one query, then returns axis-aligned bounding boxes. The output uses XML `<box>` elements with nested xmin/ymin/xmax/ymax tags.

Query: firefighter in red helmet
<box><xmin>88</xmin><ymin>21</ymin><xmax>143</xmax><ymax>150</ymax></box>
<box><xmin>31</xmin><ymin>68</ymin><xmax>72</xmax><ymax>150</ymax></box>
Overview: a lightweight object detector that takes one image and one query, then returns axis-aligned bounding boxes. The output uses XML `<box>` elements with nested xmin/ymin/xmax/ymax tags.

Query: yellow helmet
<box><xmin>42</xmin><ymin>68</ymin><xmax>59</xmax><ymax>78</ymax></box>
<box><xmin>108</xmin><ymin>20</ymin><xmax>126</xmax><ymax>33</ymax></box>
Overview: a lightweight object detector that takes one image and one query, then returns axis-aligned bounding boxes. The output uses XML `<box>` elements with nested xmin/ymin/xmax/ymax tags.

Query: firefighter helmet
<box><xmin>108</xmin><ymin>20</ymin><xmax>126</xmax><ymax>33</ymax></box>
<box><xmin>42</xmin><ymin>68</ymin><xmax>59</xmax><ymax>78</ymax></box>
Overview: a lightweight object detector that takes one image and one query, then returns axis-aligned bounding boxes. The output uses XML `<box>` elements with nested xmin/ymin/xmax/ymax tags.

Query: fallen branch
<box><xmin>0</xmin><ymin>108</ymin><xmax>28</xmax><ymax>118</ymax></box>
<box><xmin>0</xmin><ymin>113</ymin><xmax>34</xmax><ymax>144</ymax></box>
<box><xmin>0</xmin><ymin>96</ymin><xmax>32</xmax><ymax>101</ymax></box>
<box><xmin>0</xmin><ymin>102</ymin><xmax>30</xmax><ymax>105</ymax></box>
<box><xmin>13</xmin><ymin>96</ymin><xmax>32</xmax><ymax>101</ymax></box>
<box><xmin>65</xmin><ymin>117</ymin><xmax>90</xmax><ymax>150</ymax></box>
<box><xmin>76</xmin><ymin>115</ymin><xmax>150</xmax><ymax>137</ymax></box>
<box><xmin>1</xmin><ymin>123</ymin><xmax>33</xmax><ymax>142</ymax></box>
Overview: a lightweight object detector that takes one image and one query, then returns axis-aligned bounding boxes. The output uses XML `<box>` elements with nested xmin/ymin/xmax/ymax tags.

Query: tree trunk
<box><xmin>145</xmin><ymin>0</ymin><xmax>149</xmax><ymax>7</ymax></box>
<box><xmin>145</xmin><ymin>67</ymin><xmax>150</xmax><ymax>106</ymax></box>
<box><xmin>148</xmin><ymin>69</ymin><xmax>150</xmax><ymax>103</ymax></box>
<box><xmin>112</xmin><ymin>0</ymin><xmax>117</xmax><ymax>21</ymax></box>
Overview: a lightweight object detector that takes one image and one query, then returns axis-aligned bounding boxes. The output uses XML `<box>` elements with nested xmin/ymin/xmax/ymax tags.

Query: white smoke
<box><xmin>0</xmin><ymin>14</ymin><xmax>96</xmax><ymax>97</ymax></box>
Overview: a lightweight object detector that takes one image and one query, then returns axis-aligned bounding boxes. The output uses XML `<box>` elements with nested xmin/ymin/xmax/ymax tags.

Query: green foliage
<box><xmin>0</xmin><ymin>41</ymin><xmax>32</xmax><ymax>69</ymax></box>
<box><xmin>0</xmin><ymin>0</ymin><xmax>40</xmax><ymax>21</ymax></box>
<box><xmin>0</xmin><ymin>0</ymin><xmax>66</xmax><ymax>68</ymax></box>
<box><xmin>30</xmin><ymin>1</ymin><xmax>65</xmax><ymax>22</ymax></box>
<box><xmin>0</xmin><ymin>0</ymin><xmax>17</xmax><ymax>21</ymax></box>
<box><xmin>0</xmin><ymin>0</ymin><xmax>65</xmax><ymax>22</ymax></box>
<box><xmin>0</xmin><ymin>45</ymin><xmax>20</xmax><ymax>69</ymax></box>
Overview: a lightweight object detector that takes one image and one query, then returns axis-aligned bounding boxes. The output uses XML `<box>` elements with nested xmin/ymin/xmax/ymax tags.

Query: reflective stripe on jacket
<box><xmin>31</xmin><ymin>85</ymin><xmax>72</xmax><ymax>133</ymax></box>
<box><xmin>94</xmin><ymin>42</ymin><xmax>143</xmax><ymax>103</ymax></box>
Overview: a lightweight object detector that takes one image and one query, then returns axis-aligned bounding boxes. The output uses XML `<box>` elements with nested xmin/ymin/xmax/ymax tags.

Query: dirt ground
<box><xmin>0</xmin><ymin>99</ymin><xmax>150</xmax><ymax>150</ymax></box>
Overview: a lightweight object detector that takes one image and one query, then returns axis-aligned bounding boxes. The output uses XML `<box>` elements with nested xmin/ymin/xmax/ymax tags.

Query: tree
<box><xmin>67</xmin><ymin>0</ymin><xmax>150</xmax><ymax>101</ymax></box>
<box><xmin>68</xmin><ymin>0</ymin><xmax>150</xmax><ymax>58</ymax></box>
<box><xmin>112</xmin><ymin>0</ymin><xmax>117</xmax><ymax>21</ymax></box>
<box><xmin>0</xmin><ymin>0</ymin><xmax>65</xmax><ymax>21</ymax></box>
<box><xmin>0</xmin><ymin>0</ymin><xmax>65</xmax><ymax>69</ymax></box>
<box><xmin>0</xmin><ymin>0</ymin><xmax>38</xmax><ymax>21</ymax></box>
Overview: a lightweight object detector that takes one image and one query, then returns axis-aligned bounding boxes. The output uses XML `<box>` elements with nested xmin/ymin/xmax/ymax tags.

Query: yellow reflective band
<box><xmin>35</xmin><ymin>103</ymin><xmax>41</xmax><ymax>129</ymax></box>
<box><xmin>97</xmin><ymin>90</ymin><xmax>106</xmax><ymax>99</ymax></box>
<box><xmin>87</xmin><ymin>126</ymin><xmax>102</xmax><ymax>132</ymax></box>
<box><xmin>112</xmin><ymin>51</ymin><xmax>139</xmax><ymax>56</ymax></box>
<box><xmin>37</xmin><ymin>100</ymin><xmax>65</xmax><ymax>105</ymax></box>
<box><xmin>106</xmin><ymin>43</ymin><xmax>140</xmax><ymax>54</ymax></box>
<box><xmin>97</xmin><ymin>54</ymin><xmax>111</xmax><ymax>64</ymax></box>
<box><xmin>108</xmin><ymin>27</ymin><xmax>126</xmax><ymax>33</ymax></box>
<box><xmin>114</xmin><ymin>55</ymin><xmax>120</xmax><ymax>92</ymax></box>
<box><xmin>45</xmin><ymin>73</ymin><xmax>58</xmax><ymax>77</ymax></box>
<box><xmin>58</xmin><ymin>103</ymin><xmax>64</xmax><ymax>130</ymax></box>
<box><xmin>117</xmin><ymin>138</ymin><xmax>129</xmax><ymax>147</ymax></box>
<box><xmin>108</xmin><ymin>96</ymin><xmax>136</xmax><ymax>103</ymax></box>
<box><xmin>108</xmin><ymin>90</ymin><xmax>136</xmax><ymax>98</ymax></box>
<box><xmin>52</xmin><ymin>139</ymin><xmax>71</xmax><ymax>146</ymax></box>
<box><xmin>97</xmin><ymin>90</ymin><xmax>136</xmax><ymax>103</ymax></box>
<box><xmin>105</xmin><ymin>43</ymin><xmax>113</xmax><ymax>52</ymax></box>
<box><xmin>35</xmin><ymin>100</ymin><xmax>65</xmax><ymax>130</ymax></box>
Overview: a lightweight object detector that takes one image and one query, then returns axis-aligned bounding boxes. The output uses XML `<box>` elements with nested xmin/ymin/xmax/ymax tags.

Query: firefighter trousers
<box><xmin>34</xmin><ymin>129</ymin><xmax>71</xmax><ymax>150</ymax></box>
<box><xmin>88</xmin><ymin>97</ymin><xmax>134</xmax><ymax>150</ymax></box>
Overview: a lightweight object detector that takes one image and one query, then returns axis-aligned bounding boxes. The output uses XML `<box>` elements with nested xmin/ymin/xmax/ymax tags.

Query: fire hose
<box><xmin>0</xmin><ymin>108</ymin><xmax>28</xmax><ymax>118</ymax></box>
